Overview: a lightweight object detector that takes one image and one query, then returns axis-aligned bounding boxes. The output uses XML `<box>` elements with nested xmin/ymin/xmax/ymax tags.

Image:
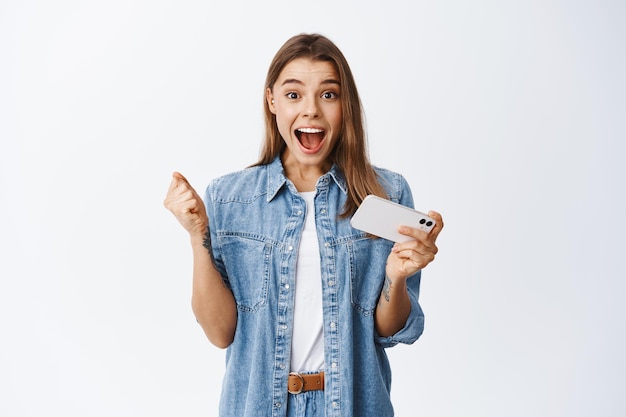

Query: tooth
<box><xmin>298</xmin><ymin>128</ymin><xmax>323</xmax><ymax>133</ymax></box>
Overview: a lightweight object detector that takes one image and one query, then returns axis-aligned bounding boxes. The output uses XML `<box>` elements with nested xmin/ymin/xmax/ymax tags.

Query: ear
<box><xmin>266</xmin><ymin>87</ymin><xmax>276</xmax><ymax>114</ymax></box>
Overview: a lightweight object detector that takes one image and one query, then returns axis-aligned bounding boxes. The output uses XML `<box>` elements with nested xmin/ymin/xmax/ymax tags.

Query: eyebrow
<box><xmin>281</xmin><ymin>78</ymin><xmax>341</xmax><ymax>87</ymax></box>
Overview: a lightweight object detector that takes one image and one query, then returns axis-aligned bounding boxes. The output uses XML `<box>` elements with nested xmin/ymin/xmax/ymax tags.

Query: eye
<box><xmin>322</xmin><ymin>91</ymin><xmax>338</xmax><ymax>100</ymax></box>
<box><xmin>286</xmin><ymin>92</ymin><xmax>299</xmax><ymax>99</ymax></box>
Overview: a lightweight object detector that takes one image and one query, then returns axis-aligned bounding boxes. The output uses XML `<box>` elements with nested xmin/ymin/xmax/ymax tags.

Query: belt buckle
<box><xmin>288</xmin><ymin>372</ymin><xmax>305</xmax><ymax>394</ymax></box>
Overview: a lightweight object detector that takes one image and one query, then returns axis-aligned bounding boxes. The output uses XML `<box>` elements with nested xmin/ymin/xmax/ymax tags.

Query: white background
<box><xmin>1</xmin><ymin>1</ymin><xmax>625</xmax><ymax>416</ymax></box>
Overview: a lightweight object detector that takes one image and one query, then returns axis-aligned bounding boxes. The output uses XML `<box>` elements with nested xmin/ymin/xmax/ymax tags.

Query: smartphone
<box><xmin>350</xmin><ymin>195</ymin><xmax>436</xmax><ymax>243</ymax></box>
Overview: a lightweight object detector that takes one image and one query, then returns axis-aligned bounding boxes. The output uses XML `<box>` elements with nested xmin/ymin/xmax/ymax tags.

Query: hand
<box><xmin>385</xmin><ymin>211</ymin><xmax>443</xmax><ymax>281</ymax></box>
<box><xmin>163</xmin><ymin>172</ymin><xmax>208</xmax><ymax>236</ymax></box>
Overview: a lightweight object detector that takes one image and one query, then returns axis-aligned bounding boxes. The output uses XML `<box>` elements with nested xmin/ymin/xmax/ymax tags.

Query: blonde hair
<box><xmin>255</xmin><ymin>33</ymin><xmax>387</xmax><ymax>217</ymax></box>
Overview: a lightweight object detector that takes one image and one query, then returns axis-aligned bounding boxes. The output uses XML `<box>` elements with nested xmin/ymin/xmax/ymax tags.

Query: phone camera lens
<box><xmin>426</xmin><ymin>221</ymin><xmax>433</xmax><ymax>227</ymax></box>
<box><xmin>419</xmin><ymin>219</ymin><xmax>426</xmax><ymax>225</ymax></box>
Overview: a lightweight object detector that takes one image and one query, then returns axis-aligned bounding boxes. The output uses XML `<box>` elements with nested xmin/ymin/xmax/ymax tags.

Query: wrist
<box><xmin>190</xmin><ymin>226</ymin><xmax>210</xmax><ymax>246</ymax></box>
<box><xmin>384</xmin><ymin>268</ymin><xmax>409</xmax><ymax>283</ymax></box>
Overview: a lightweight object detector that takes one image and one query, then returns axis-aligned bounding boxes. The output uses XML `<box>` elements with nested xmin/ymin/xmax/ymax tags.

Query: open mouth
<box><xmin>295</xmin><ymin>127</ymin><xmax>325</xmax><ymax>152</ymax></box>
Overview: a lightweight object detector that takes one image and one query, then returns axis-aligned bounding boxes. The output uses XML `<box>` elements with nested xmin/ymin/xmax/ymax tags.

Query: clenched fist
<box><xmin>163</xmin><ymin>172</ymin><xmax>208</xmax><ymax>237</ymax></box>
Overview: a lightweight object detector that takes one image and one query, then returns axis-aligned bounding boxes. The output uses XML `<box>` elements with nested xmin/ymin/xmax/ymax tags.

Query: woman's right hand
<box><xmin>163</xmin><ymin>172</ymin><xmax>208</xmax><ymax>236</ymax></box>
<box><xmin>164</xmin><ymin>172</ymin><xmax>237</xmax><ymax>348</ymax></box>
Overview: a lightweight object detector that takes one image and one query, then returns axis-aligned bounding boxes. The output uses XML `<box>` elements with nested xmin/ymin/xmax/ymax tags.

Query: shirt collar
<box><xmin>265</xmin><ymin>156</ymin><xmax>348</xmax><ymax>202</ymax></box>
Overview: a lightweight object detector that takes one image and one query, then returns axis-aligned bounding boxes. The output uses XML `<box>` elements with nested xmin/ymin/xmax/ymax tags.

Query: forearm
<box><xmin>374</xmin><ymin>274</ymin><xmax>412</xmax><ymax>337</ymax></box>
<box><xmin>190</xmin><ymin>233</ymin><xmax>237</xmax><ymax>349</ymax></box>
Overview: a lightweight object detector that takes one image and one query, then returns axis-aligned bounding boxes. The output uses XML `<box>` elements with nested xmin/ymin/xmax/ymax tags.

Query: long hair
<box><xmin>255</xmin><ymin>33</ymin><xmax>387</xmax><ymax>217</ymax></box>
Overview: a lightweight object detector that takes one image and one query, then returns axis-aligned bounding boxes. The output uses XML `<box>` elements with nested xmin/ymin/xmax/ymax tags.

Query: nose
<box><xmin>302</xmin><ymin>96</ymin><xmax>320</xmax><ymax>118</ymax></box>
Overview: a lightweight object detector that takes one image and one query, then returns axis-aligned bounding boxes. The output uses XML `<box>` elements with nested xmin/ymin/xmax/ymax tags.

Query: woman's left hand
<box><xmin>386</xmin><ymin>211</ymin><xmax>444</xmax><ymax>281</ymax></box>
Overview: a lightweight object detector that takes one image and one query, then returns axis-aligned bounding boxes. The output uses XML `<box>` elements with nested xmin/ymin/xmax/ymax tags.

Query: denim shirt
<box><xmin>204</xmin><ymin>156</ymin><xmax>425</xmax><ymax>417</ymax></box>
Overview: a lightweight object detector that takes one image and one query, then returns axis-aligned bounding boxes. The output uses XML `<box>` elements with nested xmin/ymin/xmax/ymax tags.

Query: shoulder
<box><xmin>372</xmin><ymin>165</ymin><xmax>412</xmax><ymax>201</ymax></box>
<box><xmin>206</xmin><ymin>164</ymin><xmax>270</xmax><ymax>203</ymax></box>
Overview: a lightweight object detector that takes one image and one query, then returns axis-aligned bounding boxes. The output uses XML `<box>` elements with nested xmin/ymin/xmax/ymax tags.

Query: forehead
<box><xmin>276</xmin><ymin>58</ymin><xmax>339</xmax><ymax>84</ymax></box>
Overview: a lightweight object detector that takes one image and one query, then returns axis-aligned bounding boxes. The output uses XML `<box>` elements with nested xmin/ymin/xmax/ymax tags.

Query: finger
<box><xmin>396</xmin><ymin>211</ymin><xmax>443</xmax><ymax>242</ymax></box>
<box><xmin>428</xmin><ymin>210</ymin><xmax>443</xmax><ymax>231</ymax></box>
<box><xmin>167</xmin><ymin>172</ymin><xmax>186</xmax><ymax>194</ymax></box>
<box><xmin>170</xmin><ymin>188</ymin><xmax>197</xmax><ymax>207</ymax></box>
<box><xmin>172</xmin><ymin>171</ymin><xmax>191</xmax><ymax>186</ymax></box>
<box><xmin>392</xmin><ymin>236</ymin><xmax>438</xmax><ymax>260</ymax></box>
<box><xmin>172</xmin><ymin>172</ymin><xmax>204</xmax><ymax>202</ymax></box>
<box><xmin>165</xmin><ymin>179</ymin><xmax>195</xmax><ymax>212</ymax></box>
<box><xmin>167</xmin><ymin>172</ymin><xmax>199</xmax><ymax>201</ymax></box>
<box><xmin>392</xmin><ymin>246</ymin><xmax>436</xmax><ymax>269</ymax></box>
<box><xmin>393</xmin><ymin>241</ymin><xmax>437</xmax><ymax>259</ymax></box>
<box><xmin>396</xmin><ymin>226</ymin><xmax>429</xmax><ymax>243</ymax></box>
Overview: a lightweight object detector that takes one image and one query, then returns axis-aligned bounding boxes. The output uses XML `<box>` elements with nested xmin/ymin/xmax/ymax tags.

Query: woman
<box><xmin>164</xmin><ymin>33</ymin><xmax>443</xmax><ymax>417</ymax></box>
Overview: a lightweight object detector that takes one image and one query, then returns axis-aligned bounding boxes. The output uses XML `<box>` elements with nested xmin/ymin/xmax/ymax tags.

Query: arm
<box><xmin>164</xmin><ymin>172</ymin><xmax>237</xmax><ymax>348</ymax></box>
<box><xmin>374</xmin><ymin>211</ymin><xmax>443</xmax><ymax>337</ymax></box>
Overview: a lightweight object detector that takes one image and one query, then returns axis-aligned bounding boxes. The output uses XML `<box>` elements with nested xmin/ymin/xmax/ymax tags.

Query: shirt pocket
<box><xmin>349</xmin><ymin>235</ymin><xmax>392</xmax><ymax>314</ymax></box>
<box><xmin>219</xmin><ymin>233</ymin><xmax>271</xmax><ymax>313</ymax></box>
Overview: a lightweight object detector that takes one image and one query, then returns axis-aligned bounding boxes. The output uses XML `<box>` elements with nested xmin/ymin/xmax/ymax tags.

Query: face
<box><xmin>267</xmin><ymin>58</ymin><xmax>343</xmax><ymax>176</ymax></box>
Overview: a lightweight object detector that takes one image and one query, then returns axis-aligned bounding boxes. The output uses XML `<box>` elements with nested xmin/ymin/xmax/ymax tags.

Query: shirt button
<box><xmin>331</xmin><ymin>362</ymin><xmax>337</xmax><ymax>369</ymax></box>
<box><xmin>332</xmin><ymin>401</ymin><xmax>339</xmax><ymax>408</ymax></box>
<box><xmin>279</xmin><ymin>363</ymin><xmax>286</xmax><ymax>369</ymax></box>
<box><xmin>328</xmin><ymin>280</ymin><xmax>335</xmax><ymax>286</ymax></box>
<box><xmin>330</xmin><ymin>322</ymin><xmax>336</xmax><ymax>329</ymax></box>
<box><xmin>288</xmin><ymin>245</ymin><xmax>294</xmax><ymax>251</ymax></box>
<box><xmin>324</xmin><ymin>242</ymin><xmax>330</xmax><ymax>247</ymax></box>
<box><xmin>282</xmin><ymin>325</ymin><xmax>288</xmax><ymax>330</ymax></box>
<box><xmin>297</xmin><ymin>210</ymin><xmax>302</xmax><ymax>215</ymax></box>
<box><xmin>321</xmin><ymin>209</ymin><xmax>327</xmax><ymax>214</ymax></box>
<box><xmin>275</xmin><ymin>402</ymin><xmax>282</xmax><ymax>408</ymax></box>
<box><xmin>284</xmin><ymin>284</ymin><xmax>290</xmax><ymax>289</ymax></box>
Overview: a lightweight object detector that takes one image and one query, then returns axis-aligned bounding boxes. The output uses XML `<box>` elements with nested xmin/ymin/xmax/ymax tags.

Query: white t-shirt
<box><xmin>290</xmin><ymin>191</ymin><xmax>325</xmax><ymax>372</ymax></box>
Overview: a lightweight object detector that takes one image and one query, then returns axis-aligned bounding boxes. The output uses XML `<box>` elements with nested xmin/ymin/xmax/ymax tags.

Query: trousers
<box><xmin>286</xmin><ymin>390</ymin><xmax>325</xmax><ymax>417</ymax></box>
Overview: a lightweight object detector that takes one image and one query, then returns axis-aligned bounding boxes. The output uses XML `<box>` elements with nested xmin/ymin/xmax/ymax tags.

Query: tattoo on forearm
<box><xmin>202</xmin><ymin>225</ymin><xmax>227</xmax><ymax>289</ymax></box>
<box><xmin>202</xmin><ymin>226</ymin><xmax>230</xmax><ymax>290</ymax></box>
<box><xmin>202</xmin><ymin>226</ymin><xmax>212</xmax><ymax>251</ymax></box>
<box><xmin>202</xmin><ymin>226</ymin><xmax>216</xmax><ymax>264</ymax></box>
<box><xmin>382</xmin><ymin>275</ymin><xmax>391</xmax><ymax>303</ymax></box>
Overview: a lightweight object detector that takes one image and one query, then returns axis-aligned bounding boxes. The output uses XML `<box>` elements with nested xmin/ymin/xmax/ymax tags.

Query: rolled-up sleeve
<box><xmin>375</xmin><ymin>270</ymin><xmax>425</xmax><ymax>348</ymax></box>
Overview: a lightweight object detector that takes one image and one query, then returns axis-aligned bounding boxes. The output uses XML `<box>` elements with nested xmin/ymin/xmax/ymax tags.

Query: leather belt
<box><xmin>288</xmin><ymin>372</ymin><xmax>325</xmax><ymax>394</ymax></box>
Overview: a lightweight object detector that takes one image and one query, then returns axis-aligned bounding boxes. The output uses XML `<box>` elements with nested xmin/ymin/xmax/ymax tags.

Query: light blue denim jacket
<box><xmin>204</xmin><ymin>156</ymin><xmax>425</xmax><ymax>417</ymax></box>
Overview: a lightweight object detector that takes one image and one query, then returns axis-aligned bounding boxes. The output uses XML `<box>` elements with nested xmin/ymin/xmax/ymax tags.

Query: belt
<box><xmin>288</xmin><ymin>372</ymin><xmax>325</xmax><ymax>394</ymax></box>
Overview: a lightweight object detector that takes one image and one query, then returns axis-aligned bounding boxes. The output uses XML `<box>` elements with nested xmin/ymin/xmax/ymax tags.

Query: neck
<box><xmin>281</xmin><ymin>153</ymin><xmax>330</xmax><ymax>192</ymax></box>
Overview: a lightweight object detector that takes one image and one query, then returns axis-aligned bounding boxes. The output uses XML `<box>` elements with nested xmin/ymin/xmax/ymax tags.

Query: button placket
<box><xmin>273</xmin><ymin>197</ymin><xmax>306</xmax><ymax>411</ymax></box>
<box><xmin>313</xmin><ymin>185</ymin><xmax>343</xmax><ymax>415</ymax></box>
